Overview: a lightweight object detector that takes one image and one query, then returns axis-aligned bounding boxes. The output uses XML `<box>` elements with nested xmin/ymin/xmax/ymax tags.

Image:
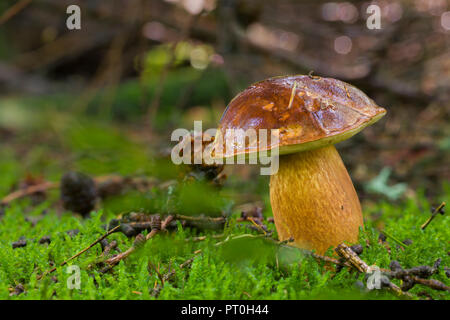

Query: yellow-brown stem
<box><xmin>270</xmin><ymin>145</ymin><xmax>363</xmax><ymax>254</ymax></box>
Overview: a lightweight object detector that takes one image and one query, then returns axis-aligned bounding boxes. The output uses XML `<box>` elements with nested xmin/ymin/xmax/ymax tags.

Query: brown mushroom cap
<box><xmin>214</xmin><ymin>75</ymin><xmax>386</xmax><ymax>158</ymax></box>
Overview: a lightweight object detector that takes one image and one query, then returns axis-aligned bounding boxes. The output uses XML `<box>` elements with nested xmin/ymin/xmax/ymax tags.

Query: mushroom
<box><xmin>213</xmin><ymin>75</ymin><xmax>386</xmax><ymax>254</ymax></box>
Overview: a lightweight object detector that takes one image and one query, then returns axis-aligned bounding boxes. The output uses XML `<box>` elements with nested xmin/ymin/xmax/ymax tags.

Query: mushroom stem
<box><xmin>270</xmin><ymin>145</ymin><xmax>363</xmax><ymax>254</ymax></box>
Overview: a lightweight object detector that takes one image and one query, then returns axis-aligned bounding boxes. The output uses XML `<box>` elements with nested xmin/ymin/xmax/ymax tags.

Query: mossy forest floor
<box><xmin>0</xmin><ymin>96</ymin><xmax>448</xmax><ymax>300</ymax></box>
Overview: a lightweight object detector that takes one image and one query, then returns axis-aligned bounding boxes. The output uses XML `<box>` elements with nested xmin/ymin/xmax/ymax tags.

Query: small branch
<box><xmin>104</xmin><ymin>230</ymin><xmax>157</xmax><ymax>268</ymax></box>
<box><xmin>0</xmin><ymin>174</ymin><xmax>159</xmax><ymax>206</ymax></box>
<box><xmin>421</xmin><ymin>202</ymin><xmax>446</xmax><ymax>230</ymax></box>
<box><xmin>410</xmin><ymin>277</ymin><xmax>450</xmax><ymax>292</ymax></box>
<box><xmin>173</xmin><ymin>214</ymin><xmax>272</xmax><ymax>228</ymax></box>
<box><xmin>102</xmin><ymin>215</ymin><xmax>173</xmax><ymax>271</ymax></box>
<box><xmin>161</xmin><ymin>215</ymin><xmax>174</xmax><ymax>230</ymax></box>
<box><xmin>386</xmin><ymin>259</ymin><xmax>449</xmax><ymax>292</ymax></box>
<box><xmin>1</xmin><ymin>182</ymin><xmax>58</xmax><ymax>205</ymax></box>
<box><xmin>100</xmin><ymin>240</ymin><xmax>118</xmax><ymax>258</ymax></box>
<box><xmin>380</xmin><ymin>230</ymin><xmax>407</xmax><ymax>248</ymax></box>
<box><xmin>38</xmin><ymin>225</ymin><xmax>120</xmax><ymax>279</ymax></box>
<box><xmin>309</xmin><ymin>251</ymin><xmax>345</xmax><ymax>267</ymax></box>
<box><xmin>173</xmin><ymin>214</ymin><xmax>225</xmax><ymax>223</ymax></box>
<box><xmin>335</xmin><ymin>243</ymin><xmax>412</xmax><ymax>298</ymax></box>
<box><xmin>246</xmin><ymin>217</ymin><xmax>270</xmax><ymax>235</ymax></box>
<box><xmin>0</xmin><ymin>0</ymin><xmax>32</xmax><ymax>25</ymax></box>
<box><xmin>335</xmin><ymin>243</ymin><xmax>371</xmax><ymax>273</ymax></box>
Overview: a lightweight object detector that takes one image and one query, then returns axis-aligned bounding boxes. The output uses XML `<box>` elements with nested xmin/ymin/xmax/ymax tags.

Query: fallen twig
<box><xmin>380</xmin><ymin>230</ymin><xmax>407</xmax><ymax>249</ymax></box>
<box><xmin>421</xmin><ymin>202</ymin><xmax>446</xmax><ymax>230</ymax></box>
<box><xmin>174</xmin><ymin>214</ymin><xmax>225</xmax><ymax>223</ymax></box>
<box><xmin>102</xmin><ymin>215</ymin><xmax>172</xmax><ymax>272</ymax></box>
<box><xmin>0</xmin><ymin>175</ymin><xmax>159</xmax><ymax>206</ymax></box>
<box><xmin>335</xmin><ymin>243</ymin><xmax>412</xmax><ymax>298</ymax></box>
<box><xmin>410</xmin><ymin>277</ymin><xmax>450</xmax><ymax>292</ymax></box>
<box><xmin>1</xmin><ymin>182</ymin><xmax>59</xmax><ymax>205</ymax></box>
<box><xmin>38</xmin><ymin>225</ymin><xmax>120</xmax><ymax>279</ymax></box>
<box><xmin>387</xmin><ymin>259</ymin><xmax>449</xmax><ymax>292</ymax></box>
<box><xmin>0</xmin><ymin>0</ymin><xmax>32</xmax><ymax>25</ymax></box>
<box><xmin>101</xmin><ymin>240</ymin><xmax>118</xmax><ymax>258</ymax></box>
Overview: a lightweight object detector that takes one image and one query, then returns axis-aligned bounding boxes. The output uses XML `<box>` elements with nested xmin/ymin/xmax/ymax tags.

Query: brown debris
<box><xmin>335</xmin><ymin>243</ymin><xmax>412</xmax><ymax>298</ymax></box>
<box><xmin>12</xmin><ymin>237</ymin><xmax>27</xmax><ymax>249</ymax></box>
<box><xmin>9</xmin><ymin>284</ymin><xmax>25</xmax><ymax>296</ymax></box>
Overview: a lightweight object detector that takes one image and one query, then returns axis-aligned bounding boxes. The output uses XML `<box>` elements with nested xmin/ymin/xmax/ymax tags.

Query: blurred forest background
<box><xmin>0</xmin><ymin>0</ymin><xmax>449</xmax><ymax>210</ymax></box>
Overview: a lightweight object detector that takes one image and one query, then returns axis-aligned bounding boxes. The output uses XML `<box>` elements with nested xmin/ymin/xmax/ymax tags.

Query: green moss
<box><xmin>0</xmin><ymin>184</ymin><xmax>448</xmax><ymax>299</ymax></box>
<box><xmin>0</xmin><ymin>92</ymin><xmax>447</xmax><ymax>299</ymax></box>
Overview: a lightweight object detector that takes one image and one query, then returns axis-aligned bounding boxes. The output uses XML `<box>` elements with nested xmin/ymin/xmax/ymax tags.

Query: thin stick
<box><xmin>1</xmin><ymin>182</ymin><xmax>58</xmax><ymax>205</ymax></box>
<box><xmin>161</xmin><ymin>215</ymin><xmax>174</xmax><ymax>229</ymax></box>
<box><xmin>0</xmin><ymin>174</ymin><xmax>158</xmax><ymax>206</ymax></box>
<box><xmin>0</xmin><ymin>0</ymin><xmax>32</xmax><ymax>25</ymax></box>
<box><xmin>174</xmin><ymin>214</ymin><xmax>225</xmax><ymax>223</ymax></box>
<box><xmin>421</xmin><ymin>202</ymin><xmax>446</xmax><ymax>230</ymax></box>
<box><xmin>101</xmin><ymin>240</ymin><xmax>118</xmax><ymax>258</ymax></box>
<box><xmin>38</xmin><ymin>225</ymin><xmax>120</xmax><ymax>279</ymax></box>
<box><xmin>381</xmin><ymin>230</ymin><xmax>407</xmax><ymax>248</ymax></box>
<box><xmin>410</xmin><ymin>277</ymin><xmax>450</xmax><ymax>292</ymax></box>
<box><xmin>103</xmin><ymin>215</ymin><xmax>173</xmax><ymax>270</ymax></box>
<box><xmin>105</xmin><ymin>229</ymin><xmax>158</xmax><ymax>268</ymax></box>
<box><xmin>247</xmin><ymin>217</ymin><xmax>268</xmax><ymax>235</ymax></box>
<box><xmin>336</xmin><ymin>243</ymin><xmax>412</xmax><ymax>298</ymax></box>
<box><xmin>335</xmin><ymin>243</ymin><xmax>371</xmax><ymax>273</ymax></box>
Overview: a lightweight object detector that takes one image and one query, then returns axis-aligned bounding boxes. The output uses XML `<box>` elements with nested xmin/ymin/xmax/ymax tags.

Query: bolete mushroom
<box><xmin>213</xmin><ymin>75</ymin><xmax>386</xmax><ymax>254</ymax></box>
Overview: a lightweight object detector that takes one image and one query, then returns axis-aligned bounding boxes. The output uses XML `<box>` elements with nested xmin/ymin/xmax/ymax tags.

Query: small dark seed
<box><xmin>120</xmin><ymin>224</ymin><xmax>138</xmax><ymax>237</ymax></box>
<box><xmin>445</xmin><ymin>267</ymin><xmax>450</xmax><ymax>278</ymax></box>
<box><xmin>378</xmin><ymin>232</ymin><xmax>387</xmax><ymax>242</ymax></box>
<box><xmin>60</xmin><ymin>171</ymin><xmax>97</xmax><ymax>217</ymax></box>
<box><xmin>401</xmin><ymin>278</ymin><xmax>415</xmax><ymax>291</ymax></box>
<box><xmin>350</xmin><ymin>244</ymin><xmax>363</xmax><ymax>255</ymax></box>
<box><xmin>389</xmin><ymin>260</ymin><xmax>402</xmax><ymax>271</ymax></box>
<box><xmin>433</xmin><ymin>258</ymin><xmax>441</xmax><ymax>270</ymax></box>
<box><xmin>12</xmin><ymin>237</ymin><xmax>27</xmax><ymax>249</ymax></box>
<box><xmin>107</xmin><ymin>219</ymin><xmax>120</xmax><ymax>230</ymax></box>
<box><xmin>38</xmin><ymin>236</ymin><xmax>51</xmax><ymax>245</ymax></box>
<box><xmin>100</xmin><ymin>239</ymin><xmax>109</xmax><ymax>250</ymax></box>
<box><xmin>408</xmin><ymin>265</ymin><xmax>434</xmax><ymax>278</ymax></box>
<box><xmin>402</xmin><ymin>239</ymin><xmax>413</xmax><ymax>246</ymax></box>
